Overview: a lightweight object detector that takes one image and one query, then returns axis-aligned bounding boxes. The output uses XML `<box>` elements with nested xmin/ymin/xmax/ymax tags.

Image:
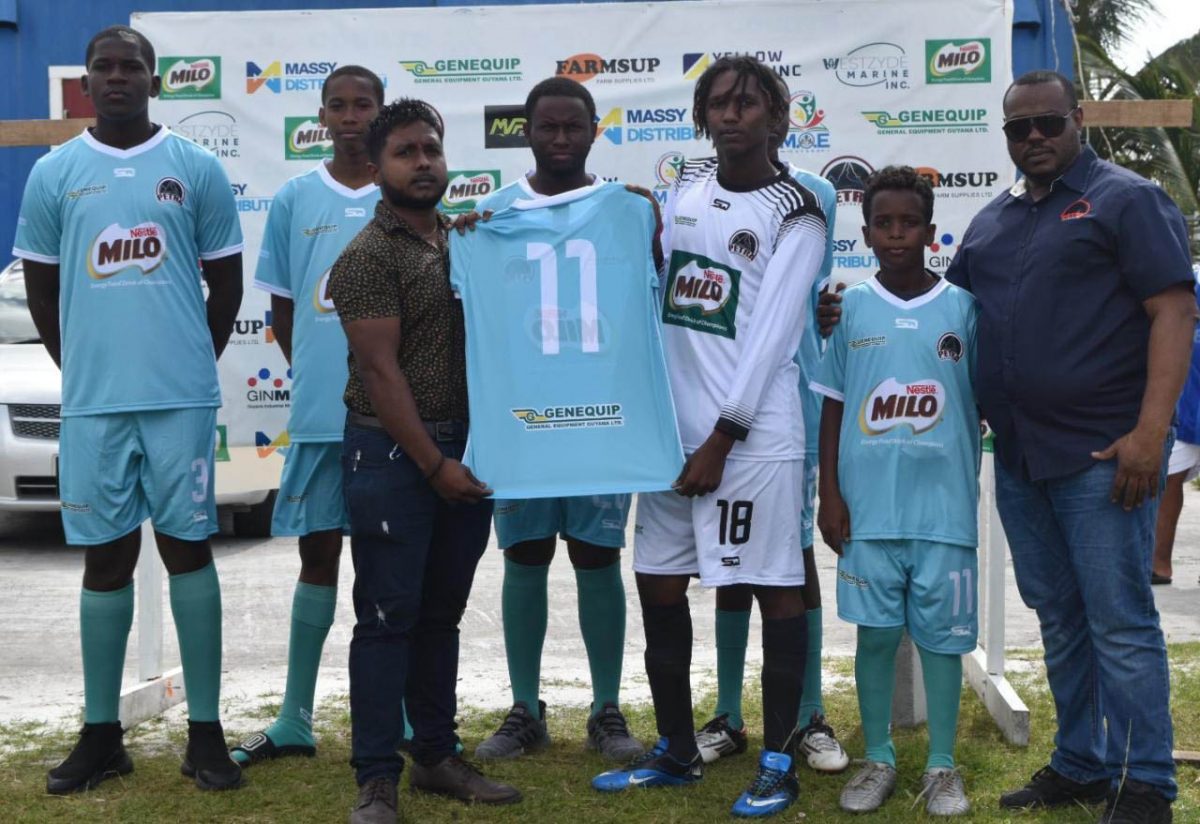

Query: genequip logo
<box><xmin>158</xmin><ymin>57</ymin><xmax>220</xmax><ymax>100</ymax></box>
<box><xmin>683</xmin><ymin>49</ymin><xmax>802</xmax><ymax>81</ymax></box>
<box><xmin>510</xmin><ymin>403</ymin><xmax>624</xmax><ymax>431</ymax></box>
<box><xmin>596</xmin><ymin>106</ymin><xmax>692</xmax><ymax>146</ymax></box>
<box><xmin>925</xmin><ymin>39</ymin><xmax>991</xmax><ymax>84</ymax></box>
<box><xmin>285</xmin><ymin>117</ymin><xmax>333</xmax><ymax>160</ymax></box>
<box><xmin>174</xmin><ymin>110</ymin><xmax>239</xmax><ymax>158</ymax></box>
<box><xmin>484</xmin><ymin>105</ymin><xmax>528</xmax><ymax>149</ymax></box>
<box><xmin>779</xmin><ymin>90</ymin><xmax>830</xmax><ymax>153</ymax></box>
<box><xmin>441</xmin><ymin>170</ymin><xmax>501</xmax><ymax>214</ymax></box>
<box><xmin>822</xmin><ymin>42</ymin><xmax>910</xmax><ymax>90</ymax></box>
<box><xmin>556</xmin><ymin>53</ymin><xmax>659</xmax><ymax>84</ymax></box>
<box><xmin>862</xmin><ymin>108</ymin><xmax>988</xmax><ymax>136</ymax></box>
<box><xmin>399</xmin><ymin>57</ymin><xmax>521</xmax><ymax>84</ymax></box>
<box><xmin>247</xmin><ymin>60</ymin><xmax>338</xmax><ymax>94</ymax></box>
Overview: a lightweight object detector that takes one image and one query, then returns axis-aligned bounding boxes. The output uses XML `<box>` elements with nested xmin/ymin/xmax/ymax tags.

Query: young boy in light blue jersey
<box><xmin>811</xmin><ymin>166</ymin><xmax>980</xmax><ymax>817</ymax></box>
<box><xmin>230</xmin><ymin>66</ymin><xmax>387</xmax><ymax>767</ymax></box>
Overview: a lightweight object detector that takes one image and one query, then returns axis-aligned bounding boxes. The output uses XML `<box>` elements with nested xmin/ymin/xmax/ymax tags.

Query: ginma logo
<box><xmin>483</xmin><ymin>105</ymin><xmax>528</xmax><ymax>149</ymax></box>
<box><xmin>596</xmin><ymin>107</ymin><xmax>692</xmax><ymax>146</ymax></box>
<box><xmin>255</xmin><ymin>430</ymin><xmax>291</xmax><ymax>458</ymax></box>
<box><xmin>925</xmin><ymin>39</ymin><xmax>991</xmax><ymax>84</ymax></box>
<box><xmin>158</xmin><ymin>57</ymin><xmax>220</xmax><ymax>100</ymax></box>
<box><xmin>555</xmin><ymin>53</ymin><xmax>659</xmax><ymax>84</ymax></box>
<box><xmin>510</xmin><ymin>404</ymin><xmax>624</xmax><ymax>431</ymax></box>
<box><xmin>247</xmin><ymin>60</ymin><xmax>338</xmax><ymax>93</ymax></box>
<box><xmin>441</xmin><ymin>170</ymin><xmax>501</xmax><ymax>214</ymax></box>
<box><xmin>399</xmin><ymin>57</ymin><xmax>521</xmax><ymax>83</ymax></box>
<box><xmin>87</xmin><ymin>222</ymin><xmax>167</xmax><ymax>280</ymax></box>
<box><xmin>858</xmin><ymin>377</ymin><xmax>945</xmax><ymax>435</ymax></box>
<box><xmin>662</xmin><ymin>251</ymin><xmax>741</xmax><ymax>340</ymax></box>
<box><xmin>928</xmin><ymin>232</ymin><xmax>960</xmax><ymax>271</ymax></box>
<box><xmin>285</xmin><ymin>117</ymin><xmax>333</xmax><ymax>160</ymax></box>
<box><xmin>246</xmin><ymin>367</ymin><xmax>292</xmax><ymax>408</ymax></box>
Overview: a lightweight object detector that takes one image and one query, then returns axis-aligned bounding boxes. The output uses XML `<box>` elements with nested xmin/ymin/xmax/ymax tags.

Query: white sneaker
<box><xmin>920</xmin><ymin>768</ymin><xmax>971</xmax><ymax>816</ymax></box>
<box><xmin>693</xmin><ymin>714</ymin><xmax>748</xmax><ymax>764</ymax></box>
<box><xmin>796</xmin><ymin>712</ymin><xmax>850</xmax><ymax>773</ymax></box>
<box><xmin>839</xmin><ymin>761</ymin><xmax>897</xmax><ymax>813</ymax></box>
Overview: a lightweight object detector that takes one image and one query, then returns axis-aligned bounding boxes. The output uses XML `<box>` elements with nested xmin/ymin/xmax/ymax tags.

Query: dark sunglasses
<box><xmin>1002</xmin><ymin>108</ymin><xmax>1078</xmax><ymax>142</ymax></box>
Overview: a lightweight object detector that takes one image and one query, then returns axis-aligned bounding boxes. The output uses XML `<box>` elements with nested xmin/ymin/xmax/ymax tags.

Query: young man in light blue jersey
<box><xmin>696</xmin><ymin>71</ymin><xmax>849</xmax><ymax>775</ymax></box>
<box><xmin>14</xmin><ymin>26</ymin><xmax>244</xmax><ymax>793</ymax></box>
<box><xmin>811</xmin><ymin>167</ymin><xmax>980</xmax><ymax>816</ymax></box>
<box><xmin>230</xmin><ymin>66</ymin><xmax>387</xmax><ymax>767</ymax></box>
<box><xmin>468</xmin><ymin>77</ymin><xmax>650</xmax><ymax>763</ymax></box>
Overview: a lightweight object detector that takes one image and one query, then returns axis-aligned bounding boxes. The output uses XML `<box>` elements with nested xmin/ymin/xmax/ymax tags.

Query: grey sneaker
<box><xmin>839</xmin><ymin>761</ymin><xmax>897</xmax><ymax>813</ymax></box>
<box><xmin>920</xmin><ymin>768</ymin><xmax>970</xmax><ymax>816</ymax></box>
<box><xmin>349</xmin><ymin>776</ymin><xmax>397</xmax><ymax>824</ymax></box>
<box><xmin>586</xmin><ymin>703</ymin><xmax>644</xmax><ymax>761</ymax></box>
<box><xmin>797</xmin><ymin>713</ymin><xmax>850</xmax><ymax>773</ymax></box>
<box><xmin>474</xmin><ymin>701</ymin><xmax>549</xmax><ymax>760</ymax></box>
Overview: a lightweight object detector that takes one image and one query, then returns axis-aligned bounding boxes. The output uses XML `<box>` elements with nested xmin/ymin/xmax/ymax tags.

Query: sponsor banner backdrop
<box><xmin>135</xmin><ymin>0</ymin><xmax>1012</xmax><ymax>449</ymax></box>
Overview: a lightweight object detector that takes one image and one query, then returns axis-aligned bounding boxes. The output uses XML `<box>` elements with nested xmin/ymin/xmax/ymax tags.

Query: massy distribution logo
<box><xmin>596</xmin><ymin>106</ymin><xmax>693</xmax><ymax>146</ymax></box>
<box><xmin>779</xmin><ymin>90</ymin><xmax>830</xmax><ymax>153</ymax></box>
<box><xmin>87</xmin><ymin>223</ymin><xmax>167</xmax><ymax>280</ymax></box>
<box><xmin>231</xmin><ymin>309</ymin><xmax>275</xmax><ymax>346</ymax></box>
<box><xmin>915</xmin><ymin>166</ymin><xmax>1001</xmax><ymax>200</ymax></box>
<box><xmin>285</xmin><ymin>117</ymin><xmax>333</xmax><ymax>160</ymax></box>
<box><xmin>483</xmin><ymin>105</ymin><xmax>528</xmax><ymax>149</ymax></box>
<box><xmin>158</xmin><ymin>57</ymin><xmax>220</xmax><ymax>100</ymax></box>
<box><xmin>246</xmin><ymin>366</ymin><xmax>292</xmax><ymax>409</ymax></box>
<box><xmin>682</xmin><ymin>49</ymin><xmax>802</xmax><ymax>82</ymax></box>
<box><xmin>255</xmin><ymin>430</ymin><xmax>291</xmax><ymax>458</ymax></box>
<box><xmin>174</xmin><ymin>110</ymin><xmax>239</xmax><ymax>158</ymax></box>
<box><xmin>556</xmin><ymin>53</ymin><xmax>660</xmax><ymax>84</ymax></box>
<box><xmin>230</xmin><ymin>182</ymin><xmax>272</xmax><ymax>214</ymax></box>
<box><xmin>925</xmin><ymin>39</ymin><xmax>991</xmax><ymax>84</ymax></box>
<box><xmin>441</xmin><ymin>170</ymin><xmax>501</xmax><ymax>214</ymax></box>
<box><xmin>862</xmin><ymin>107</ymin><xmax>988</xmax><ymax>136</ymax></box>
<box><xmin>398</xmin><ymin>56</ymin><xmax>521</xmax><ymax>84</ymax></box>
<box><xmin>246</xmin><ymin>60</ymin><xmax>338</xmax><ymax>94</ymax></box>
<box><xmin>822</xmin><ymin>41</ymin><xmax>911</xmax><ymax>90</ymax></box>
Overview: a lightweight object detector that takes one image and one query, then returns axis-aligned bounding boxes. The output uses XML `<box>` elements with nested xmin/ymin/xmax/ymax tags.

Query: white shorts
<box><xmin>1168</xmin><ymin>439</ymin><xmax>1200</xmax><ymax>482</ymax></box>
<box><xmin>633</xmin><ymin>459</ymin><xmax>805</xmax><ymax>587</ymax></box>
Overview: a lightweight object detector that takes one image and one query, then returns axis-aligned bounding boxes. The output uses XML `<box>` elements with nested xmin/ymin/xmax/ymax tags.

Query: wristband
<box><xmin>424</xmin><ymin>455</ymin><xmax>446</xmax><ymax>481</ymax></box>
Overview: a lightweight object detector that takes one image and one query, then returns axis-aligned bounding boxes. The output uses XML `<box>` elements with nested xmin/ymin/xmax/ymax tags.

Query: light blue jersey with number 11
<box><xmin>450</xmin><ymin>182</ymin><xmax>683</xmax><ymax>498</ymax></box>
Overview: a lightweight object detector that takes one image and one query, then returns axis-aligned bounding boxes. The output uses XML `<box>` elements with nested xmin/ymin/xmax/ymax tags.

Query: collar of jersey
<box><xmin>317</xmin><ymin>161</ymin><xmax>378</xmax><ymax>199</ymax></box>
<box><xmin>511</xmin><ymin>175</ymin><xmax>606</xmax><ymax>210</ymax></box>
<box><xmin>866</xmin><ymin>271</ymin><xmax>948</xmax><ymax>310</ymax></box>
<box><xmin>81</xmin><ymin>125</ymin><xmax>170</xmax><ymax>159</ymax></box>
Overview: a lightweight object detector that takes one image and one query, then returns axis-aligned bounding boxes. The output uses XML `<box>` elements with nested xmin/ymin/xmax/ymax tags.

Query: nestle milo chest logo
<box><xmin>925</xmin><ymin>39</ymin><xmax>991</xmax><ymax>84</ymax></box>
<box><xmin>441</xmin><ymin>170</ymin><xmax>501</xmax><ymax>214</ymax></box>
<box><xmin>158</xmin><ymin>57</ymin><xmax>221</xmax><ymax>99</ymax></box>
<box><xmin>662</xmin><ymin>251</ymin><xmax>741</xmax><ymax>340</ymax></box>
<box><xmin>284</xmin><ymin>117</ymin><xmax>333</xmax><ymax>160</ymax></box>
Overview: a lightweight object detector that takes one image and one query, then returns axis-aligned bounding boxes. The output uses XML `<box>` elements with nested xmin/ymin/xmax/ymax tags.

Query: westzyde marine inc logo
<box><xmin>173</xmin><ymin>110</ymin><xmax>239</xmax><ymax>158</ymax></box>
<box><xmin>822</xmin><ymin>42</ymin><xmax>910</xmax><ymax>90</ymax></box>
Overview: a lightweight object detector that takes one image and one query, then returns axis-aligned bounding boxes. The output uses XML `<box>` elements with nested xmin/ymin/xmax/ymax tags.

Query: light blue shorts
<box><xmin>493</xmin><ymin>494</ymin><xmax>631</xmax><ymax>549</ymax></box>
<box><xmin>800</xmin><ymin>456</ymin><xmax>817</xmax><ymax>549</ymax></box>
<box><xmin>271</xmin><ymin>441</ymin><xmax>349</xmax><ymax>537</ymax></box>
<box><xmin>836</xmin><ymin>538</ymin><xmax>979</xmax><ymax>654</ymax></box>
<box><xmin>58</xmin><ymin>408</ymin><xmax>218</xmax><ymax>546</ymax></box>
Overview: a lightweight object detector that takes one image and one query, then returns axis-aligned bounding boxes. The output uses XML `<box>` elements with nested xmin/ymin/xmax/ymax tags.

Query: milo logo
<box><xmin>158</xmin><ymin>57</ymin><xmax>221</xmax><ymax>100</ymax></box>
<box><xmin>662</xmin><ymin>251</ymin><xmax>740</xmax><ymax>339</ymax></box>
<box><xmin>285</xmin><ymin>117</ymin><xmax>333</xmax><ymax>160</ymax></box>
<box><xmin>87</xmin><ymin>222</ymin><xmax>167</xmax><ymax>279</ymax></box>
<box><xmin>858</xmin><ymin>377</ymin><xmax>945</xmax><ymax>435</ymax></box>
<box><xmin>441</xmin><ymin>170</ymin><xmax>500</xmax><ymax>214</ymax></box>
<box><xmin>312</xmin><ymin>268</ymin><xmax>335</xmax><ymax>315</ymax></box>
<box><xmin>925</xmin><ymin>39</ymin><xmax>991</xmax><ymax>84</ymax></box>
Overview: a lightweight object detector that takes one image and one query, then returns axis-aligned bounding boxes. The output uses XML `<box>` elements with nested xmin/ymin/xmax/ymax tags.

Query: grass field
<box><xmin>1</xmin><ymin>644</ymin><xmax>1196</xmax><ymax>823</ymax></box>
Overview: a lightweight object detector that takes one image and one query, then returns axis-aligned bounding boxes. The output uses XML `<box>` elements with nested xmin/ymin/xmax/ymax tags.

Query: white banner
<box><xmin>134</xmin><ymin>0</ymin><xmax>1013</xmax><ymax>454</ymax></box>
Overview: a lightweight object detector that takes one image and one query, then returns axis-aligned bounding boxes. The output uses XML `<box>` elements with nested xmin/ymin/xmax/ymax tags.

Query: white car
<box><xmin>0</xmin><ymin>259</ymin><xmax>277</xmax><ymax>535</ymax></box>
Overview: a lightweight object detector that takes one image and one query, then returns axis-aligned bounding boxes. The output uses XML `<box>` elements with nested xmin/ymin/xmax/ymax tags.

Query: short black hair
<box><xmin>86</xmin><ymin>25</ymin><xmax>155</xmax><ymax>70</ymax></box>
<box><xmin>322</xmin><ymin>65</ymin><xmax>385</xmax><ymax>105</ymax></box>
<box><xmin>862</xmin><ymin>165</ymin><xmax>935</xmax><ymax>225</ymax></box>
<box><xmin>366</xmin><ymin>98</ymin><xmax>444</xmax><ymax>163</ymax></box>
<box><xmin>1004</xmin><ymin>69</ymin><xmax>1078</xmax><ymax>111</ymax></box>
<box><xmin>692</xmin><ymin>55</ymin><xmax>788</xmax><ymax>140</ymax></box>
<box><xmin>525</xmin><ymin>76</ymin><xmax>596</xmax><ymax>124</ymax></box>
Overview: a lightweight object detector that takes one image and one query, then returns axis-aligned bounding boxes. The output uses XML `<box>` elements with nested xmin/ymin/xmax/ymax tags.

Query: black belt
<box><xmin>348</xmin><ymin>411</ymin><xmax>467</xmax><ymax>442</ymax></box>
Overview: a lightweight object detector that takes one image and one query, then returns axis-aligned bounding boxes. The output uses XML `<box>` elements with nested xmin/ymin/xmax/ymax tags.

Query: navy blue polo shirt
<box><xmin>946</xmin><ymin>145</ymin><xmax>1193</xmax><ymax>481</ymax></box>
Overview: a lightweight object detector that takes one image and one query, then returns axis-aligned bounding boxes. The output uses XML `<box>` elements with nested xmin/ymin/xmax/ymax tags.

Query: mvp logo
<box><xmin>159</xmin><ymin>57</ymin><xmax>220</xmax><ymax>99</ymax></box>
<box><xmin>925</xmin><ymin>39</ymin><xmax>991</xmax><ymax>84</ymax></box>
<box><xmin>484</xmin><ymin>105</ymin><xmax>528</xmax><ymax>148</ymax></box>
<box><xmin>285</xmin><ymin>117</ymin><xmax>333</xmax><ymax>160</ymax></box>
<box><xmin>858</xmin><ymin>377</ymin><xmax>945</xmax><ymax>435</ymax></box>
<box><xmin>87</xmin><ymin>223</ymin><xmax>167</xmax><ymax>279</ymax></box>
<box><xmin>662</xmin><ymin>251</ymin><xmax>740</xmax><ymax>339</ymax></box>
<box><xmin>441</xmin><ymin>170</ymin><xmax>500</xmax><ymax>214</ymax></box>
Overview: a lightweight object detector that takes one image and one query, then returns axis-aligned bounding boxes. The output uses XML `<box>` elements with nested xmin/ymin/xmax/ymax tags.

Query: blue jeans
<box><xmin>995</xmin><ymin>450</ymin><xmax>1175</xmax><ymax>800</ymax></box>
<box><xmin>342</xmin><ymin>423</ymin><xmax>492</xmax><ymax>785</ymax></box>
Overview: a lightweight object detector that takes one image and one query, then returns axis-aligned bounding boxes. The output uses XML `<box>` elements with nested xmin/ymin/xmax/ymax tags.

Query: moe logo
<box><xmin>398</xmin><ymin>57</ymin><xmax>521</xmax><ymax>84</ymax></box>
<box><xmin>174</xmin><ymin>110</ymin><xmax>239</xmax><ymax>158</ymax></box>
<box><xmin>441</xmin><ymin>170</ymin><xmax>501</xmax><ymax>214</ymax></box>
<box><xmin>246</xmin><ymin>367</ymin><xmax>292</xmax><ymax>407</ymax></box>
<box><xmin>925</xmin><ymin>39</ymin><xmax>991</xmax><ymax>84</ymax></box>
<box><xmin>663</xmin><ymin>251</ymin><xmax>741</xmax><ymax>339</ymax></box>
<box><xmin>285</xmin><ymin>117</ymin><xmax>333</xmax><ymax>160</ymax></box>
<box><xmin>247</xmin><ymin>60</ymin><xmax>338</xmax><ymax>93</ymax></box>
<box><xmin>87</xmin><ymin>222</ymin><xmax>167</xmax><ymax>280</ymax></box>
<box><xmin>596</xmin><ymin>107</ymin><xmax>692</xmax><ymax>146</ymax></box>
<box><xmin>858</xmin><ymin>377</ymin><xmax>945</xmax><ymax>435</ymax></box>
<box><xmin>255</xmin><ymin>430</ymin><xmax>291</xmax><ymax>458</ymax></box>
<box><xmin>822</xmin><ymin>42</ymin><xmax>910</xmax><ymax>90</ymax></box>
<box><xmin>779</xmin><ymin>90</ymin><xmax>830</xmax><ymax>153</ymax></box>
<box><xmin>158</xmin><ymin>57</ymin><xmax>220</xmax><ymax>100</ymax></box>
<box><xmin>510</xmin><ymin>404</ymin><xmax>624</xmax><ymax>431</ymax></box>
<box><xmin>484</xmin><ymin>105</ymin><xmax>528</xmax><ymax>149</ymax></box>
<box><xmin>862</xmin><ymin>108</ymin><xmax>988</xmax><ymax>135</ymax></box>
<box><xmin>821</xmin><ymin>155</ymin><xmax>875</xmax><ymax>206</ymax></box>
<box><xmin>313</xmin><ymin>268</ymin><xmax>336</xmax><ymax>315</ymax></box>
<box><xmin>683</xmin><ymin>49</ymin><xmax>801</xmax><ymax>80</ymax></box>
<box><xmin>556</xmin><ymin>53</ymin><xmax>660</xmax><ymax>84</ymax></box>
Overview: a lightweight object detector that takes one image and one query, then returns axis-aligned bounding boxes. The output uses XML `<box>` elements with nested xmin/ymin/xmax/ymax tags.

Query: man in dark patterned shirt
<box><xmin>329</xmin><ymin>99</ymin><xmax>521</xmax><ymax>824</ymax></box>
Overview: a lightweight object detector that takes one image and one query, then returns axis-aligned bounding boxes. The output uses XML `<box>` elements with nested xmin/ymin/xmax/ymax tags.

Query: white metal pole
<box><xmin>135</xmin><ymin>519</ymin><xmax>163</xmax><ymax>683</ymax></box>
<box><xmin>985</xmin><ymin>451</ymin><xmax>1007</xmax><ymax>677</ymax></box>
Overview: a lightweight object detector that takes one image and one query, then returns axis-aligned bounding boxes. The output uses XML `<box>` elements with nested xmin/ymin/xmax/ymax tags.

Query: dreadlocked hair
<box><xmin>691</xmin><ymin>55</ymin><xmax>789</xmax><ymax>140</ymax></box>
<box><xmin>367</xmin><ymin>98</ymin><xmax>444</xmax><ymax>163</ymax></box>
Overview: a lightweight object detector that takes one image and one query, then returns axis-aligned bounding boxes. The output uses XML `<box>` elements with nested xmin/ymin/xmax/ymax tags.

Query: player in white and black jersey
<box><xmin>592</xmin><ymin>56</ymin><xmax>826</xmax><ymax>819</ymax></box>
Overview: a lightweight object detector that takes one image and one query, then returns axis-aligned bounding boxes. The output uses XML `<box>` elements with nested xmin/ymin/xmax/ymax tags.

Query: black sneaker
<box><xmin>1102</xmin><ymin>781</ymin><xmax>1173</xmax><ymax>823</ymax></box>
<box><xmin>473</xmin><ymin>700</ymin><xmax>550</xmax><ymax>760</ymax></box>
<box><xmin>46</xmin><ymin>722</ymin><xmax>133</xmax><ymax>795</ymax></box>
<box><xmin>180</xmin><ymin>720</ymin><xmax>244</xmax><ymax>790</ymax></box>
<box><xmin>587</xmin><ymin>702</ymin><xmax>644</xmax><ymax>761</ymax></box>
<box><xmin>999</xmin><ymin>765</ymin><xmax>1110</xmax><ymax>810</ymax></box>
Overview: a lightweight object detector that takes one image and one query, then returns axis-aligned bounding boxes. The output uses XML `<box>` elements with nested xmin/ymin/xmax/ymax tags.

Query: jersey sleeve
<box><xmin>12</xmin><ymin>159</ymin><xmax>62</xmax><ymax>264</ymax></box>
<box><xmin>964</xmin><ymin>292</ymin><xmax>980</xmax><ymax>402</ymax></box>
<box><xmin>811</xmin><ymin>290</ymin><xmax>849</xmax><ymax>401</ymax></box>
<box><xmin>717</xmin><ymin>216</ymin><xmax>825</xmax><ymax>438</ymax></box>
<box><xmin>193</xmin><ymin>151</ymin><xmax>243</xmax><ymax>260</ymax></box>
<box><xmin>253</xmin><ymin>183</ymin><xmax>294</xmax><ymax>298</ymax></box>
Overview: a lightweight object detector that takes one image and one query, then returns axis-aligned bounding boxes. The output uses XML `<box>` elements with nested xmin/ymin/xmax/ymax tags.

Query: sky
<box><xmin>1113</xmin><ymin>0</ymin><xmax>1200</xmax><ymax>71</ymax></box>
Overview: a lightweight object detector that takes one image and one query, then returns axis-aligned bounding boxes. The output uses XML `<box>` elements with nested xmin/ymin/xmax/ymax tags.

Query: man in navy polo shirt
<box><xmin>949</xmin><ymin>71</ymin><xmax>1193</xmax><ymax>824</ymax></box>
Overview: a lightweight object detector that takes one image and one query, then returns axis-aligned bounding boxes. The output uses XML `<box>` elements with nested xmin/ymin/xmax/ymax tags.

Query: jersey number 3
<box><xmin>528</xmin><ymin>239</ymin><xmax>598</xmax><ymax>355</ymax></box>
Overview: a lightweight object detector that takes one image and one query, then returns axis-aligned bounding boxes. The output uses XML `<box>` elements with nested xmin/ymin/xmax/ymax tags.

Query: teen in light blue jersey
<box><xmin>13</xmin><ymin>26</ymin><xmax>244</xmax><ymax>795</ymax></box>
<box><xmin>232</xmin><ymin>67</ymin><xmax>394</xmax><ymax>769</ymax></box>
<box><xmin>812</xmin><ymin>166</ymin><xmax>979</xmax><ymax>816</ymax></box>
<box><xmin>453</xmin><ymin>77</ymin><xmax>667</xmax><ymax>765</ymax></box>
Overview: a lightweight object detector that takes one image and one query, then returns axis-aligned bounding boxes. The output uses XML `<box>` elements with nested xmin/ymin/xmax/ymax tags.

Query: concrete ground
<box><xmin>1</xmin><ymin>484</ymin><xmax>1198</xmax><ymax>730</ymax></box>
